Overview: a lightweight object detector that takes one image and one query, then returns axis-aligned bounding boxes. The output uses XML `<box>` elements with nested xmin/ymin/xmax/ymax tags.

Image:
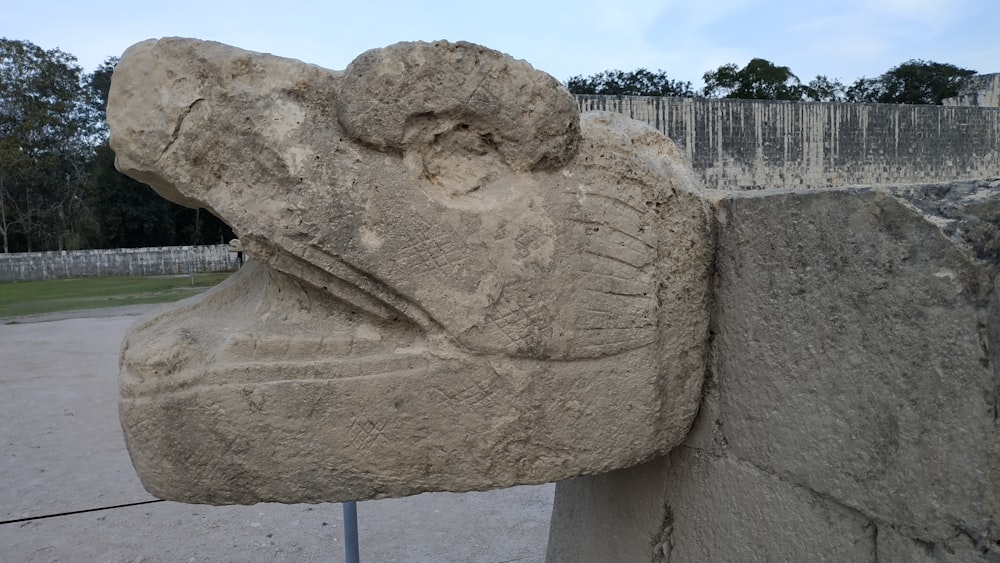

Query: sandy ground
<box><xmin>0</xmin><ymin>305</ymin><xmax>553</xmax><ymax>562</ymax></box>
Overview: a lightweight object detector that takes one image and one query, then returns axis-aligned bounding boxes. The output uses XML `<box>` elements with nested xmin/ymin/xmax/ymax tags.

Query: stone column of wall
<box><xmin>576</xmin><ymin>95</ymin><xmax>1000</xmax><ymax>191</ymax></box>
<box><xmin>0</xmin><ymin>245</ymin><xmax>235</xmax><ymax>282</ymax></box>
<box><xmin>547</xmin><ymin>181</ymin><xmax>1000</xmax><ymax>562</ymax></box>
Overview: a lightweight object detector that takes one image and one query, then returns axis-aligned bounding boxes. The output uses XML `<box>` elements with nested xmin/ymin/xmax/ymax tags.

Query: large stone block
<box><xmin>546</xmin><ymin>457</ymin><xmax>672</xmax><ymax>563</ymax></box>
<box><xmin>714</xmin><ymin>185</ymin><xmax>1000</xmax><ymax>541</ymax></box>
<box><xmin>547</xmin><ymin>447</ymin><xmax>876</xmax><ymax>563</ymax></box>
<box><xmin>547</xmin><ymin>183</ymin><xmax>1000</xmax><ymax>561</ymax></box>
<box><xmin>663</xmin><ymin>447</ymin><xmax>875</xmax><ymax>563</ymax></box>
<box><xmin>108</xmin><ymin>39</ymin><xmax>714</xmax><ymax>504</ymax></box>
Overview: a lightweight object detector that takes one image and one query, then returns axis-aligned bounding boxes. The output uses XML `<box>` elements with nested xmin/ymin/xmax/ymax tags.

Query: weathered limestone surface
<box><xmin>547</xmin><ymin>450</ymin><xmax>874</xmax><ymax>563</ymax></box>
<box><xmin>944</xmin><ymin>73</ymin><xmax>1000</xmax><ymax>107</ymax></box>
<box><xmin>547</xmin><ymin>182</ymin><xmax>1000</xmax><ymax>562</ymax></box>
<box><xmin>877</xmin><ymin>525</ymin><xmax>1000</xmax><ymax>562</ymax></box>
<box><xmin>108</xmin><ymin>39</ymin><xmax>714</xmax><ymax>504</ymax></box>
<box><xmin>576</xmin><ymin>96</ymin><xmax>1000</xmax><ymax>191</ymax></box>
<box><xmin>714</xmin><ymin>185</ymin><xmax>1000</xmax><ymax>542</ymax></box>
<box><xmin>547</xmin><ymin>456</ymin><xmax>672</xmax><ymax>563</ymax></box>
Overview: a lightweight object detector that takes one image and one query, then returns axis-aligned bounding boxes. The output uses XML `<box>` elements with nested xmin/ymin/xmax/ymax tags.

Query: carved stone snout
<box><xmin>109</xmin><ymin>38</ymin><xmax>714</xmax><ymax>504</ymax></box>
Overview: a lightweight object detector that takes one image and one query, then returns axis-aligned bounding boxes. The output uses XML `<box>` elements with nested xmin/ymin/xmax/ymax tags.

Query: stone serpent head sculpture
<box><xmin>109</xmin><ymin>38</ymin><xmax>713</xmax><ymax>504</ymax></box>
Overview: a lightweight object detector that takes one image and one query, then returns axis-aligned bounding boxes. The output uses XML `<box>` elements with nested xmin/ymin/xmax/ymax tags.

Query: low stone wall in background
<box><xmin>0</xmin><ymin>245</ymin><xmax>236</xmax><ymax>282</ymax></box>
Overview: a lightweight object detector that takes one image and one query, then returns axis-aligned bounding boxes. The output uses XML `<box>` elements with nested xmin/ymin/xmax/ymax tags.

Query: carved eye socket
<box><xmin>410</xmin><ymin>122</ymin><xmax>509</xmax><ymax>202</ymax></box>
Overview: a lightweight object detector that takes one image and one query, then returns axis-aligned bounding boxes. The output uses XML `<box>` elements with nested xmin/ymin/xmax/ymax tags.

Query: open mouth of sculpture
<box><xmin>241</xmin><ymin>234</ymin><xmax>441</xmax><ymax>331</ymax></box>
<box><xmin>120</xmin><ymin>255</ymin><xmax>467</xmax><ymax>401</ymax></box>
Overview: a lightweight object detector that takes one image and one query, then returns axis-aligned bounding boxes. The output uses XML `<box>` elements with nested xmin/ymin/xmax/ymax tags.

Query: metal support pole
<box><xmin>343</xmin><ymin>501</ymin><xmax>359</xmax><ymax>563</ymax></box>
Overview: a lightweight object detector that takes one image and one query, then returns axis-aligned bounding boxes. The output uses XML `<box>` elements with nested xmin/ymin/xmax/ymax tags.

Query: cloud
<box><xmin>778</xmin><ymin>1</ymin><xmax>974</xmax><ymax>80</ymax></box>
<box><xmin>788</xmin><ymin>13</ymin><xmax>891</xmax><ymax>73</ymax></box>
<box><xmin>863</xmin><ymin>0</ymin><xmax>958</xmax><ymax>19</ymax></box>
<box><xmin>848</xmin><ymin>0</ymin><xmax>962</xmax><ymax>28</ymax></box>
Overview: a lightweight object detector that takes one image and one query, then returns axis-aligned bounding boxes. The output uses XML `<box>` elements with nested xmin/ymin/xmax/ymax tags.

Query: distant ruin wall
<box><xmin>944</xmin><ymin>73</ymin><xmax>1000</xmax><ymax>107</ymax></box>
<box><xmin>576</xmin><ymin>95</ymin><xmax>1000</xmax><ymax>190</ymax></box>
<box><xmin>0</xmin><ymin>245</ymin><xmax>235</xmax><ymax>282</ymax></box>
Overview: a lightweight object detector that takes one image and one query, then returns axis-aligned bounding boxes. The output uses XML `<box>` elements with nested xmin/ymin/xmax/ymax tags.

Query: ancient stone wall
<box><xmin>576</xmin><ymin>95</ymin><xmax>1000</xmax><ymax>190</ymax></box>
<box><xmin>547</xmin><ymin>180</ymin><xmax>1000</xmax><ymax>562</ymax></box>
<box><xmin>0</xmin><ymin>245</ymin><xmax>235</xmax><ymax>282</ymax></box>
<box><xmin>944</xmin><ymin>73</ymin><xmax>1000</xmax><ymax>107</ymax></box>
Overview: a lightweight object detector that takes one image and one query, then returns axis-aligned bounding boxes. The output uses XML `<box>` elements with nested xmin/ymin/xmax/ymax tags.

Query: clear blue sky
<box><xmin>4</xmin><ymin>0</ymin><xmax>998</xmax><ymax>88</ymax></box>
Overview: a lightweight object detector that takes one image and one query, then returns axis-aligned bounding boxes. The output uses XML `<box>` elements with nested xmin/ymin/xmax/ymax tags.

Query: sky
<box><xmin>4</xmin><ymin>0</ymin><xmax>999</xmax><ymax>89</ymax></box>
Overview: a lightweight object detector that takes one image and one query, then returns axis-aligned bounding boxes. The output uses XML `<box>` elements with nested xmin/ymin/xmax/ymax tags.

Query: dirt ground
<box><xmin>0</xmin><ymin>304</ymin><xmax>553</xmax><ymax>562</ymax></box>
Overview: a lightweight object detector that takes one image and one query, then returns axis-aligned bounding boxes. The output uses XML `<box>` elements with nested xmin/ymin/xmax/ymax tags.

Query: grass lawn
<box><xmin>0</xmin><ymin>273</ymin><xmax>232</xmax><ymax>319</ymax></box>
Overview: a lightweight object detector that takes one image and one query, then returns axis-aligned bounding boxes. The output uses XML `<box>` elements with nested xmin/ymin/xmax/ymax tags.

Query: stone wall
<box><xmin>0</xmin><ymin>245</ymin><xmax>236</xmax><ymax>282</ymax></box>
<box><xmin>945</xmin><ymin>73</ymin><xmax>1000</xmax><ymax>107</ymax></box>
<box><xmin>576</xmin><ymin>95</ymin><xmax>1000</xmax><ymax>190</ymax></box>
<box><xmin>546</xmin><ymin>181</ymin><xmax>1000</xmax><ymax>562</ymax></box>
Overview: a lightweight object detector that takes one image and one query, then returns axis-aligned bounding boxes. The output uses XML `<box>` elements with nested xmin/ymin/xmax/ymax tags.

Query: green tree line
<box><xmin>0</xmin><ymin>38</ymin><xmax>233</xmax><ymax>253</ymax></box>
<box><xmin>567</xmin><ymin>58</ymin><xmax>977</xmax><ymax>104</ymax></box>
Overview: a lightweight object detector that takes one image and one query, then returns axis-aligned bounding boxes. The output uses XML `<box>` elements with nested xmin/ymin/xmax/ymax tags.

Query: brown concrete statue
<box><xmin>109</xmin><ymin>38</ymin><xmax>713</xmax><ymax>504</ymax></box>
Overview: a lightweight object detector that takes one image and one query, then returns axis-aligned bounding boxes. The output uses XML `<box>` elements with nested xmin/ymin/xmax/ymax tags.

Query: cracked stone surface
<box><xmin>107</xmin><ymin>38</ymin><xmax>714</xmax><ymax>504</ymax></box>
<box><xmin>664</xmin><ymin>447</ymin><xmax>874</xmax><ymax>562</ymax></box>
<box><xmin>877</xmin><ymin>524</ymin><xmax>1000</xmax><ymax>562</ymax></box>
<box><xmin>546</xmin><ymin>456</ymin><xmax>672</xmax><ymax>563</ymax></box>
<box><xmin>547</xmin><ymin>184</ymin><xmax>1000</xmax><ymax>562</ymax></box>
<box><xmin>548</xmin><ymin>448</ymin><xmax>874</xmax><ymax>563</ymax></box>
<box><xmin>714</xmin><ymin>186</ymin><xmax>1000</xmax><ymax>542</ymax></box>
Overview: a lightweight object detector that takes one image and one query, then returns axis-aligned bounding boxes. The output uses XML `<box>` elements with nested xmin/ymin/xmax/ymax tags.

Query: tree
<box><xmin>85</xmin><ymin>57</ymin><xmax>116</xmax><ymax>136</ymax></box>
<box><xmin>846</xmin><ymin>60</ymin><xmax>976</xmax><ymax>105</ymax></box>
<box><xmin>845</xmin><ymin>77</ymin><xmax>882</xmax><ymax>104</ymax></box>
<box><xmin>0</xmin><ymin>38</ymin><xmax>95</xmax><ymax>252</ymax></box>
<box><xmin>87</xmin><ymin>142</ymin><xmax>180</xmax><ymax>247</ymax></box>
<box><xmin>703</xmin><ymin>58</ymin><xmax>807</xmax><ymax>101</ymax></box>
<box><xmin>566</xmin><ymin>68</ymin><xmax>695</xmax><ymax>97</ymax></box>
<box><xmin>804</xmin><ymin>75</ymin><xmax>847</xmax><ymax>102</ymax></box>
